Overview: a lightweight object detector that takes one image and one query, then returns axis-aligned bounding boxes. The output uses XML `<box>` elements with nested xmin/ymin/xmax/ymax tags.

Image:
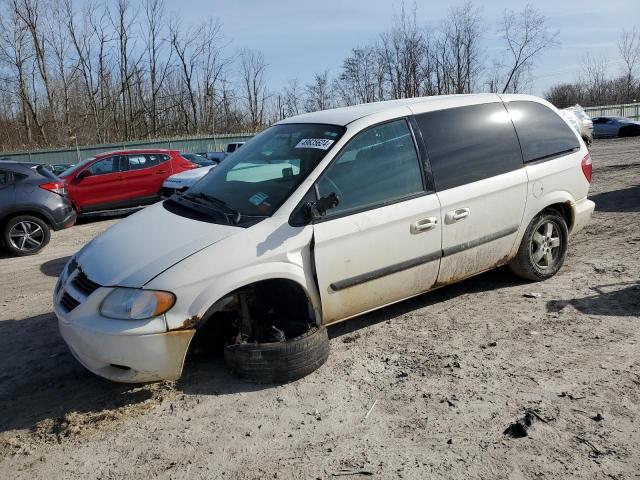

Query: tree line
<box><xmin>0</xmin><ymin>0</ymin><xmax>635</xmax><ymax>151</ymax></box>
<box><xmin>545</xmin><ymin>28</ymin><xmax>640</xmax><ymax>108</ymax></box>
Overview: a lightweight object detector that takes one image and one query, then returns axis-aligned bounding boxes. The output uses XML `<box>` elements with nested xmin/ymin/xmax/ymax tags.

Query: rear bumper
<box><xmin>52</xmin><ymin>208</ymin><xmax>77</xmax><ymax>230</ymax></box>
<box><xmin>571</xmin><ymin>198</ymin><xmax>595</xmax><ymax>235</ymax></box>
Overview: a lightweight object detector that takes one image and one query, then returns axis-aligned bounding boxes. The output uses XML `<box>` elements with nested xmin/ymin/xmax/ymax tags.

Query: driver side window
<box><xmin>88</xmin><ymin>157</ymin><xmax>119</xmax><ymax>175</ymax></box>
<box><xmin>316</xmin><ymin>119</ymin><xmax>424</xmax><ymax>217</ymax></box>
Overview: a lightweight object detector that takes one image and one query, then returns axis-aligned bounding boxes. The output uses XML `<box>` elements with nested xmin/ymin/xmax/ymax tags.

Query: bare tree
<box><xmin>199</xmin><ymin>18</ymin><xmax>228</xmax><ymax>134</ymax></box>
<box><xmin>143</xmin><ymin>0</ymin><xmax>172</xmax><ymax>137</ymax></box>
<box><xmin>14</xmin><ymin>0</ymin><xmax>57</xmax><ymax>132</ymax></box>
<box><xmin>170</xmin><ymin>17</ymin><xmax>203</xmax><ymax>133</ymax></box>
<box><xmin>439</xmin><ymin>1</ymin><xmax>483</xmax><ymax>94</ymax></box>
<box><xmin>499</xmin><ymin>4</ymin><xmax>558</xmax><ymax>94</ymax></box>
<box><xmin>304</xmin><ymin>70</ymin><xmax>332</xmax><ymax>112</ymax></box>
<box><xmin>335</xmin><ymin>46</ymin><xmax>380</xmax><ymax>105</ymax></box>
<box><xmin>0</xmin><ymin>1</ymin><xmax>45</xmax><ymax>143</ymax></box>
<box><xmin>618</xmin><ymin>27</ymin><xmax>640</xmax><ymax>99</ymax></box>
<box><xmin>282</xmin><ymin>77</ymin><xmax>303</xmax><ymax>117</ymax></box>
<box><xmin>239</xmin><ymin>47</ymin><xmax>267</xmax><ymax>131</ymax></box>
<box><xmin>379</xmin><ymin>2</ymin><xmax>428</xmax><ymax>99</ymax></box>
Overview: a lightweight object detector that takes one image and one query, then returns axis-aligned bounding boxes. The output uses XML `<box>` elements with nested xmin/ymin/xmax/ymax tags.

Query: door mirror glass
<box><xmin>303</xmin><ymin>192</ymin><xmax>340</xmax><ymax>221</ymax></box>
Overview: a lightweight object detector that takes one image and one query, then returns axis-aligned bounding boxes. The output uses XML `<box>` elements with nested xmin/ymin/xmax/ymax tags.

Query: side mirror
<box><xmin>303</xmin><ymin>192</ymin><xmax>340</xmax><ymax>221</ymax></box>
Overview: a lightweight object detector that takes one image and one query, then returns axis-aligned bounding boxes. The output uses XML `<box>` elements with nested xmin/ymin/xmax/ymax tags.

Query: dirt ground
<box><xmin>0</xmin><ymin>137</ymin><xmax>639</xmax><ymax>480</ymax></box>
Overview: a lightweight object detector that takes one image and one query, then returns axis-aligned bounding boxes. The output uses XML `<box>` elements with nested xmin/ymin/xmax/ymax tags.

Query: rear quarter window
<box><xmin>505</xmin><ymin>101</ymin><xmax>580</xmax><ymax>162</ymax></box>
<box><xmin>415</xmin><ymin>102</ymin><xmax>523</xmax><ymax>191</ymax></box>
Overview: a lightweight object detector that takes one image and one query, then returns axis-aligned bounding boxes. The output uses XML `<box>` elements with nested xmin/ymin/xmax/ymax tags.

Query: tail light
<box><xmin>581</xmin><ymin>153</ymin><xmax>592</xmax><ymax>183</ymax></box>
<box><xmin>40</xmin><ymin>181</ymin><xmax>67</xmax><ymax>196</ymax></box>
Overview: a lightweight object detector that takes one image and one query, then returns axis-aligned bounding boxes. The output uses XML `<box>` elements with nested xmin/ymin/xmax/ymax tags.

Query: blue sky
<box><xmin>170</xmin><ymin>0</ymin><xmax>640</xmax><ymax>95</ymax></box>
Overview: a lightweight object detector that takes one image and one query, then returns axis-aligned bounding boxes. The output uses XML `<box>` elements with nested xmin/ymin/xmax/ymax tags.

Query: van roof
<box><xmin>277</xmin><ymin>93</ymin><xmax>547</xmax><ymax>127</ymax></box>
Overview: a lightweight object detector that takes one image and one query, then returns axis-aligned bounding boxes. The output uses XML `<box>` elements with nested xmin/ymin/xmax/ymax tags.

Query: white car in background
<box><xmin>561</xmin><ymin>105</ymin><xmax>593</xmax><ymax>145</ymax></box>
<box><xmin>161</xmin><ymin>164</ymin><xmax>215</xmax><ymax>198</ymax></box>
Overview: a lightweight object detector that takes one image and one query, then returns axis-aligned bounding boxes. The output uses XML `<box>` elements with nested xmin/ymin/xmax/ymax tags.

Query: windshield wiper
<box><xmin>183</xmin><ymin>192</ymin><xmax>242</xmax><ymax>225</ymax></box>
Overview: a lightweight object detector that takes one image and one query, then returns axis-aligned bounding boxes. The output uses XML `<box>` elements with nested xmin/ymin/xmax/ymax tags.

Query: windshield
<box><xmin>60</xmin><ymin>157</ymin><xmax>95</xmax><ymax>177</ymax></box>
<box><xmin>181</xmin><ymin>123</ymin><xmax>345</xmax><ymax>219</ymax></box>
<box><xmin>182</xmin><ymin>153</ymin><xmax>213</xmax><ymax>166</ymax></box>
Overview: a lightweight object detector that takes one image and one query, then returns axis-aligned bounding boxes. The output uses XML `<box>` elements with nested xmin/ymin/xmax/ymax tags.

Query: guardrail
<box><xmin>0</xmin><ymin>132</ymin><xmax>255</xmax><ymax>165</ymax></box>
<box><xmin>583</xmin><ymin>102</ymin><xmax>640</xmax><ymax>120</ymax></box>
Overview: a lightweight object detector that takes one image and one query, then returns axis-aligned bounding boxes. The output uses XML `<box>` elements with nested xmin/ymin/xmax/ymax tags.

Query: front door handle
<box><xmin>446</xmin><ymin>208</ymin><xmax>470</xmax><ymax>223</ymax></box>
<box><xmin>411</xmin><ymin>217</ymin><xmax>438</xmax><ymax>233</ymax></box>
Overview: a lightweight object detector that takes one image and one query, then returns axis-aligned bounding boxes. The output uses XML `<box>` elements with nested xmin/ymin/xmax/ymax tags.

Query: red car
<box><xmin>60</xmin><ymin>150</ymin><xmax>197</xmax><ymax>213</ymax></box>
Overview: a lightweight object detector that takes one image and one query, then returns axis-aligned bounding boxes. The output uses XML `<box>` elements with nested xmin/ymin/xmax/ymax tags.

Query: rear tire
<box><xmin>509</xmin><ymin>211</ymin><xmax>568</xmax><ymax>281</ymax></box>
<box><xmin>2</xmin><ymin>215</ymin><xmax>50</xmax><ymax>256</ymax></box>
<box><xmin>224</xmin><ymin>325</ymin><xmax>329</xmax><ymax>383</ymax></box>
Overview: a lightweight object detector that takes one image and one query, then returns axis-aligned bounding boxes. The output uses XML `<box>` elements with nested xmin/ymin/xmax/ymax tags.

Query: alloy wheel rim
<box><xmin>531</xmin><ymin>221</ymin><xmax>561</xmax><ymax>269</ymax></box>
<box><xmin>8</xmin><ymin>221</ymin><xmax>44</xmax><ymax>252</ymax></box>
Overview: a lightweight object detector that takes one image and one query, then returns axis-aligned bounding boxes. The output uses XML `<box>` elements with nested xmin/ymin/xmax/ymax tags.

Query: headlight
<box><xmin>100</xmin><ymin>288</ymin><xmax>175</xmax><ymax>320</ymax></box>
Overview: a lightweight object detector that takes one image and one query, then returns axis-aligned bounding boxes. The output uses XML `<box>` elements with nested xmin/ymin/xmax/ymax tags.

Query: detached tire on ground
<box><xmin>224</xmin><ymin>326</ymin><xmax>329</xmax><ymax>383</ymax></box>
<box><xmin>509</xmin><ymin>210</ymin><xmax>568</xmax><ymax>281</ymax></box>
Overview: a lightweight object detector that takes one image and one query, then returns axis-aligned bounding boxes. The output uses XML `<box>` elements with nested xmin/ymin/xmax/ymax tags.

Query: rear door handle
<box><xmin>446</xmin><ymin>208</ymin><xmax>470</xmax><ymax>223</ymax></box>
<box><xmin>411</xmin><ymin>217</ymin><xmax>438</xmax><ymax>233</ymax></box>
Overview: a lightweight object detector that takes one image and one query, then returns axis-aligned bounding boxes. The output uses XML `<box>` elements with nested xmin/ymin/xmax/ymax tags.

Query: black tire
<box><xmin>619</xmin><ymin>125</ymin><xmax>640</xmax><ymax>137</ymax></box>
<box><xmin>2</xmin><ymin>215</ymin><xmax>51</xmax><ymax>256</ymax></box>
<box><xmin>509</xmin><ymin>210</ymin><xmax>568</xmax><ymax>281</ymax></box>
<box><xmin>224</xmin><ymin>325</ymin><xmax>329</xmax><ymax>383</ymax></box>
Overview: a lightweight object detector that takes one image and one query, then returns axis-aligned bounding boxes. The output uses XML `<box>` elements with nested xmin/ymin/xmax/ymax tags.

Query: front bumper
<box><xmin>571</xmin><ymin>197</ymin><xmax>595</xmax><ymax>235</ymax></box>
<box><xmin>54</xmin><ymin>272</ymin><xmax>194</xmax><ymax>383</ymax></box>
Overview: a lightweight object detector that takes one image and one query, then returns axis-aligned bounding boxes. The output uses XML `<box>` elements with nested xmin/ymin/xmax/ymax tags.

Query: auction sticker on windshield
<box><xmin>295</xmin><ymin>138</ymin><xmax>335</xmax><ymax>150</ymax></box>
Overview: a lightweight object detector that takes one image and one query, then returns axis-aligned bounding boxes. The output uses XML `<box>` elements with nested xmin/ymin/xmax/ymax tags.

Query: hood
<box><xmin>164</xmin><ymin>165</ymin><xmax>215</xmax><ymax>184</ymax></box>
<box><xmin>76</xmin><ymin>201</ymin><xmax>240</xmax><ymax>287</ymax></box>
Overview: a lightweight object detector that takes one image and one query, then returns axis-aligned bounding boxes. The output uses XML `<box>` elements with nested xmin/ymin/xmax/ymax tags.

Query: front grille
<box><xmin>72</xmin><ymin>269</ymin><xmax>101</xmax><ymax>296</ymax></box>
<box><xmin>60</xmin><ymin>292</ymin><xmax>81</xmax><ymax>312</ymax></box>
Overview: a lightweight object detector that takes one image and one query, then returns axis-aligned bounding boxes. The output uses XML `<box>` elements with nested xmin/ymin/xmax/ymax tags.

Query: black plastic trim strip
<box><xmin>442</xmin><ymin>224</ymin><xmax>519</xmax><ymax>257</ymax></box>
<box><xmin>329</xmin><ymin>250</ymin><xmax>442</xmax><ymax>292</ymax></box>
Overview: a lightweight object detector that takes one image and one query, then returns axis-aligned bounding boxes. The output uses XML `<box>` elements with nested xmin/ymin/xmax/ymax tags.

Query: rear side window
<box><xmin>504</xmin><ymin>101</ymin><xmax>580</xmax><ymax>163</ymax></box>
<box><xmin>126</xmin><ymin>154</ymin><xmax>161</xmax><ymax>170</ymax></box>
<box><xmin>0</xmin><ymin>170</ymin><xmax>10</xmax><ymax>185</ymax></box>
<box><xmin>36</xmin><ymin>165</ymin><xmax>58</xmax><ymax>180</ymax></box>
<box><xmin>415</xmin><ymin>103</ymin><xmax>523</xmax><ymax>191</ymax></box>
<box><xmin>316</xmin><ymin>118</ymin><xmax>424</xmax><ymax>216</ymax></box>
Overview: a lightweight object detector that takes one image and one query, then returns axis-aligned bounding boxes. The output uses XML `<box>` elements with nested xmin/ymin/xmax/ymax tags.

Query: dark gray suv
<box><xmin>0</xmin><ymin>162</ymin><xmax>76</xmax><ymax>256</ymax></box>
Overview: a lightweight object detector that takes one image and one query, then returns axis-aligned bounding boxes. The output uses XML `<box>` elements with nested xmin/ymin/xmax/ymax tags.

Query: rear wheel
<box><xmin>3</xmin><ymin>215</ymin><xmax>51</xmax><ymax>256</ymax></box>
<box><xmin>509</xmin><ymin>211</ymin><xmax>568</xmax><ymax>281</ymax></box>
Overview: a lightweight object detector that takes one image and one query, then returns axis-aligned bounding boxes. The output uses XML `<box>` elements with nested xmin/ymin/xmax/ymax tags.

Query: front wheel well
<box><xmin>187</xmin><ymin>279</ymin><xmax>316</xmax><ymax>356</ymax></box>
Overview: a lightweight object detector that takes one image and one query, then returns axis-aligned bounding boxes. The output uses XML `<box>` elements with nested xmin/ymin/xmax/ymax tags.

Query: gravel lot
<box><xmin>1</xmin><ymin>138</ymin><xmax>639</xmax><ymax>479</ymax></box>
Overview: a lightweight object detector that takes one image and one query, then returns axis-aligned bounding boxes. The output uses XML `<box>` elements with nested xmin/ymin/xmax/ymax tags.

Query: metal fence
<box><xmin>0</xmin><ymin>132</ymin><xmax>255</xmax><ymax>165</ymax></box>
<box><xmin>583</xmin><ymin>102</ymin><xmax>640</xmax><ymax>121</ymax></box>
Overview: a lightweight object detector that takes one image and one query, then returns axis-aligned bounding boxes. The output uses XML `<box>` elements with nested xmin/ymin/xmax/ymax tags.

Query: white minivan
<box><xmin>54</xmin><ymin>94</ymin><xmax>595</xmax><ymax>383</ymax></box>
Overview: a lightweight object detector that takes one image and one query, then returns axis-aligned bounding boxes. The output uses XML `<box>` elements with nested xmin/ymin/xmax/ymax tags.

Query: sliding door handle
<box><xmin>446</xmin><ymin>208</ymin><xmax>470</xmax><ymax>223</ymax></box>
